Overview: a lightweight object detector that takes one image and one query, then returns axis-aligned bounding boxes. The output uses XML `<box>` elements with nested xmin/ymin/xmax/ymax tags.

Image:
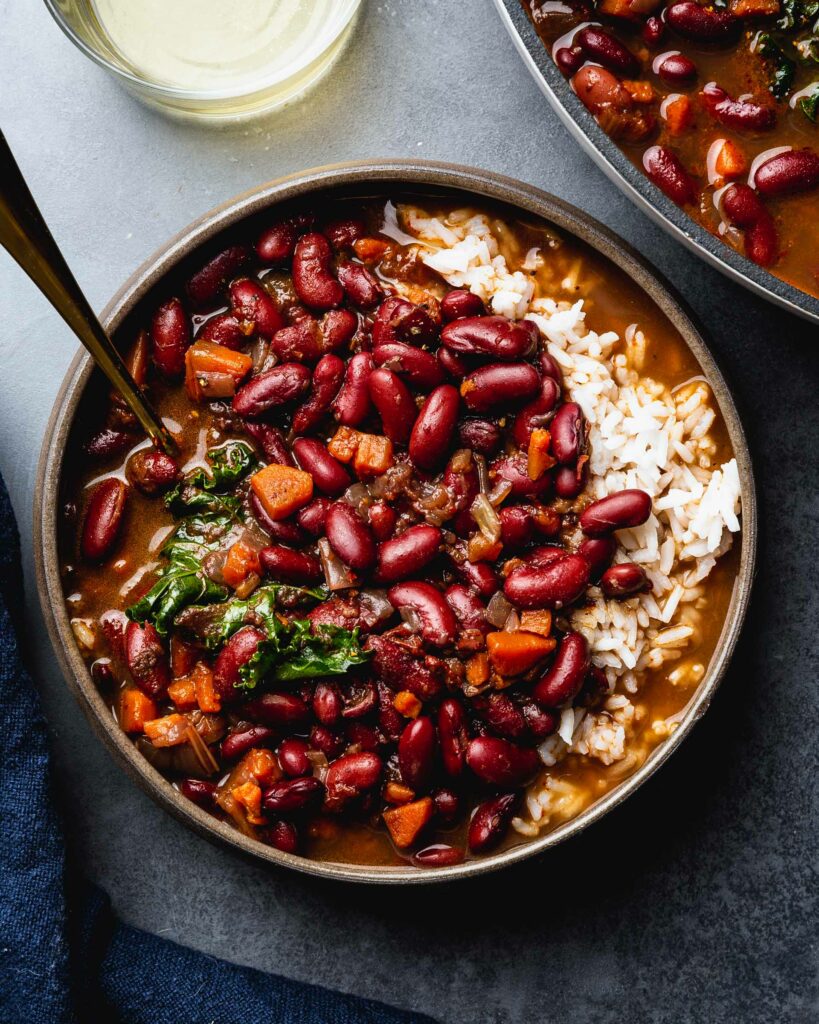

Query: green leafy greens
<box><xmin>757</xmin><ymin>33</ymin><xmax>797</xmax><ymax>98</ymax></box>
<box><xmin>164</xmin><ymin>440</ymin><xmax>257</xmax><ymax>517</ymax></box>
<box><xmin>799</xmin><ymin>82</ymin><xmax>819</xmax><ymax>119</ymax></box>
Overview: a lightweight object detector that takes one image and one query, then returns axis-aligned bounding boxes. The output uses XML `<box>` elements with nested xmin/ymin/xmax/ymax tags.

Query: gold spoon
<box><xmin>0</xmin><ymin>129</ymin><xmax>176</xmax><ymax>454</ymax></box>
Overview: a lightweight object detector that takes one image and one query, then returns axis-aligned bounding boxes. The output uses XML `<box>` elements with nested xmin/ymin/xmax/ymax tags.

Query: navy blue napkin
<box><xmin>0</xmin><ymin>476</ymin><xmax>434</xmax><ymax>1024</ymax></box>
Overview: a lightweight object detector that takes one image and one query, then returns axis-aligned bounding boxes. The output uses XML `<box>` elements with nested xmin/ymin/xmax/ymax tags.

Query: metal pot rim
<box><xmin>33</xmin><ymin>159</ymin><xmax>757</xmax><ymax>884</ymax></box>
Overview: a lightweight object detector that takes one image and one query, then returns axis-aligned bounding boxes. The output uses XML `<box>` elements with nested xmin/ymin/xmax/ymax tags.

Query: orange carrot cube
<box><xmin>486</xmin><ymin>631</ymin><xmax>557</xmax><ymax>676</ymax></box>
<box><xmin>119</xmin><ymin>687</ymin><xmax>158</xmax><ymax>734</ymax></box>
<box><xmin>250</xmin><ymin>464</ymin><xmax>313</xmax><ymax>521</ymax></box>
<box><xmin>354</xmin><ymin>434</ymin><xmax>394</xmax><ymax>477</ymax></box>
<box><xmin>383</xmin><ymin>797</ymin><xmax>434</xmax><ymax>848</ymax></box>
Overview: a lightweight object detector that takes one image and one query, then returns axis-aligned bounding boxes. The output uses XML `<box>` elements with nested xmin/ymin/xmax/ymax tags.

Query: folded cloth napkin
<box><xmin>0</xmin><ymin>476</ymin><xmax>434</xmax><ymax>1024</ymax></box>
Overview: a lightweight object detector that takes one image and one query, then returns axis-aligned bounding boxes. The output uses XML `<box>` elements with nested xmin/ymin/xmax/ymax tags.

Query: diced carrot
<box><xmin>598</xmin><ymin>0</ymin><xmax>641</xmax><ymax>15</ymax></box>
<box><xmin>193</xmin><ymin>663</ymin><xmax>221</xmax><ymax>713</ymax></box>
<box><xmin>144</xmin><ymin>713</ymin><xmax>190</xmax><ymax>747</ymax></box>
<box><xmin>222</xmin><ymin>540</ymin><xmax>262</xmax><ymax>589</ymax></box>
<box><xmin>242</xmin><ymin>747</ymin><xmax>281</xmax><ymax>788</ymax></box>
<box><xmin>119</xmin><ymin>687</ymin><xmax>158</xmax><ymax>734</ymax></box>
<box><xmin>394</xmin><ymin>691</ymin><xmax>422</xmax><ymax>718</ymax></box>
<box><xmin>250</xmin><ymin>463</ymin><xmax>313</xmax><ymax>521</ymax></box>
<box><xmin>327</xmin><ymin>426</ymin><xmax>362</xmax><ymax>463</ymax></box>
<box><xmin>527</xmin><ymin>428</ymin><xmax>555</xmax><ymax>480</ymax></box>
<box><xmin>466</xmin><ymin>651</ymin><xmax>491</xmax><ymax>687</ymax></box>
<box><xmin>714</xmin><ymin>138</ymin><xmax>746</xmax><ymax>179</ymax></box>
<box><xmin>170</xmin><ymin>635</ymin><xmax>199</xmax><ymax>678</ymax></box>
<box><xmin>729</xmin><ymin>0</ymin><xmax>778</xmax><ymax>14</ymax></box>
<box><xmin>354</xmin><ymin>434</ymin><xmax>394</xmax><ymax>477</ymax></box>
<box><xmin>467</xmin><ymin>535</ymin><xmax>503</xmax><ymax>563</ymax></box>
<box><xmin>167</xmin><ymin>677</ymin><xmax>197</xmax><ymax>711</ymax></box>
<box><xmin>623</xmin><ymin>80</ymin><xmax>655</xmax><ymax>104</ymax></box>
<box><xmin>232</xmin><ymin>781</ymin><xmax>265</xmax><ymax>826</ymax></box>
<box><xmin>185</xmin><ymin>341</ymin><xmax>253</xmax><ymax>402</ymax></box>
<box><xmin>384</xmin><ymin>782</ymin><xmax>416</xmax><ymax>805</ymax></box>
<box><xmin>383</xmin><ymin>797</ymin><xmax>434</xmax><ymax>848</ymax></box>
<box><xmin>664</xmin><ymin>95</ymin><xmax>693</xmax><ymax>135</ymax></box>
<box><xmin>519</xmin><ymin>609</ymin><xmax>553</xmax><ymax>638</ymax></box>
<box><xmin>353</xmin><ymin>237</ymin><xmax>390</xmax><ymax>263</ymax></box>
<box><xmin>486</xmin><ymin>631</ymin><xmax>557</xmax><ymax>676</ymax></box>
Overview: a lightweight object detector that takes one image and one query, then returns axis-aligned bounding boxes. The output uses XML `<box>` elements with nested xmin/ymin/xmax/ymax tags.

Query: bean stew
<box><xmin>522</xmin><ymin>0</ymin><xmax>819</xmax><ymax>298</ymax></box>
<box><xmin>59</xmin><ymin>195</ymin><xmax>739</xmax><ymax>868</ymax></box>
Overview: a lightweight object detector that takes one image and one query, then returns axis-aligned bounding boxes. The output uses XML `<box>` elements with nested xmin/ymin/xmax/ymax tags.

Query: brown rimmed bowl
<box><xmin>34</xmin><ymin>160</ymin><xmax>757</xmax><ymax>884</ymax></box>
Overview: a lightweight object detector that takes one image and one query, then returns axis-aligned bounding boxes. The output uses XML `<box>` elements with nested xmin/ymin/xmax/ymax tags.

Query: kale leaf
<box><xmin>799</xmin><ymin>82</ymin><xmax>819</xmax><ymax>119</ymax></box>
<box><xmin>236</xmin><ymin>621</ymin><xmax>370</xmax><ymax>691</ymax></box>
<box><xmin>165</xmin><ymin>440</ymin><xmax>257</xmax><ymax>517</ymax></box>
<box><xmin>197</xmin><ymin>584</ymin><xmax>328</xmax><ymax>651</ymax></box>
<box><xmin>757</xmin><ymin>32</ymin><xmax>797</xmax><ymax>98</ymax></box>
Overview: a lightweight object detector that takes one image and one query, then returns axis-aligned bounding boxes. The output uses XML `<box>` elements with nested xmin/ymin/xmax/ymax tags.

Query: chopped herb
<box><xmin>799</xmin><ymin>82</ymin><xmax>819</xmax><ymax>119</ymax></box>
<box><xmin>758</xmin><ymin>32</ymin><xmax>797</xmax><ymax>98</ymax></box>
<box><xmin>198</xmin><ymin>584</ymin><xmax>328</xmax><ymax>651</ymax></box>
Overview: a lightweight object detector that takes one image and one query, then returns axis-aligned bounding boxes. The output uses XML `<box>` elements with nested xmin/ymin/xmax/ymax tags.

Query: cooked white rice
<box><xmin>399</xmin><ymin>205</ymin><xmax>741</xmax><ymax>837</ymax></box>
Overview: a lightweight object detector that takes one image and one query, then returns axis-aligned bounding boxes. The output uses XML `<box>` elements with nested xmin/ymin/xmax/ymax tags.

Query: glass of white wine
<box><xmin>45</xmin><ymin>0</ymin><xmax>362</xmax><ymax>122</ymax></box>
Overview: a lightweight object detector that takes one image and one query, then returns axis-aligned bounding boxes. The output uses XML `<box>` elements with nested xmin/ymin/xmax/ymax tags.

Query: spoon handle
<box><xmin>0</xmin><ymin>130</ymin><xmax>176</xmax><ymax>454</ymax></box>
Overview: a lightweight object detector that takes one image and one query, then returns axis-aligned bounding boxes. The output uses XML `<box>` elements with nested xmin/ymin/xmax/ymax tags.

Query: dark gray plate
<box><xmin>493</xmin><ymin>0</ymin><xmax>819</xmax><ymax>325</ymax></box>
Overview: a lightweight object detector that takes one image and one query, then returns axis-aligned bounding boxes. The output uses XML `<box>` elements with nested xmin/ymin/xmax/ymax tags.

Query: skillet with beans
<box><xmin>523</xmin><ymin>0</ymin><xmax>819</xmax><ymax>298</ymax></box>
<box><xmin>61</xmin><ymin>198</ymin><xmax>736</xmax><ymax>868</ymax></box>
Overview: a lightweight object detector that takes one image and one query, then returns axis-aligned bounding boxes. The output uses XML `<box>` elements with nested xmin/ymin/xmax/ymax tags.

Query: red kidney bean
<box><xmin>643</xmin><ymin>15</ymin><xmax>665</xmax><ymax>45</ymax></box>
<box><xmin>258</xmin><ymin>545</ymin><xmax>321</xmax><ymax>584</ymax></box>
<box><xmin>197</xmin><ymin>312</ymin><xmax>245</xmax><ymax>350</ymax></box>
<box><xmin>555</xmin><ymin>45</ymin><xmax>584</xmax><ymax>75</ymax></box>
<box><xmin>491</xmin><ymin>454</ymin><xmax>552</xmax><ymax>500</ymax></box>
<box><xmin>578</xmin><ymin>535</ymin><xmax>617</xmax><ymax>582</ymax></box>
<box><xmin>440</xmin><ymin>289</ymin><xmax>486</xmax><ymax>321</ymax></box>
<box><xmin>412</xmin><ymin>844</ymin><xmax>465</xmax><ymax>867</ymax></box>
<box><xmin>398</xmin><ymin>716</ymin><xmax>437</xmax><ymax>791</ymax></box>
<box><xmin>656</xmin><ymin>52</ymin><xmax>697</xmax><ymax>84</ymax></box>
<box><xmin>441</xmin><ymin>316</ymin><xmax>538</xmax><ymax>360</ymax></box>
<box><xmin>324</xmin><ymin>751</ymin><xmax>382</xmax><ymax>809</ymax></box>
<box><xmin>745</xmin><ymin>213</ymin><xmax>778</xmax><ymax>267</ymax></box>
<box><xmin>551</xmin><ymin>402</ymin><xmax>587</xmax><ymax>465</ymax></box>
<box><xmin>150</xmin><ymin>297</ymin><xmax>190</xmax><ymax>378</ymax></box>
<box><xmin>291</xmin><ymin>437</ymin><xmax>351</xmax><ymax>495</ymax></box>
<box><xmin>432</xmin><ymin>787</ymin><xmax>460</xmax><ymax>824</ymax></box>
<box><xmin>475</xmin><ymin>692</ymin><xmax>528</xmax><ymax>740</ymax></box>
<box><xmin>580</xmin><ymin>489</ymin><xmax>652</xmax><ymax>535</ymax></box>
<box><xmin>256</xmin><ymin>220</ymin><xmax>299</xmax><ymax>263</ymax></box>
<box><xmin>466</xmin><ymin>737</ymin><xmax>539</xmax><ymax>787</ymax></box>
<box><xmin>438</xmin><ymin>698</ymin><xmax>469</xmax><ymax>778</ymax></box>
<box><xmin>263</xmin><ymin>776</ymin><xmax>324</xmax><ymax>815</ymax></box>
<box><xmin>371</xmin><ymin>296</ymin><xmax>438</xmax><ymax>347</ymax></box>
<box><xmin>336</xmin><ymin>262</ymin><xmax>383</xmax><ymax>309</ymax></box>
<box><xmin>643</xmin><ymin>146</ymin><xmax>697</xmax><ymax>206</ymax></box>
<box><xmin>221</xmin><ymin>725</ymin><xmax>278</xmax><ymax>762</ymax></box>
<box><xmin>250</xmin><ymin>497</ymin><xmax>306</xmax><ymax>546</ymax></box>
<box><xmin>437</xmin><ymin>346</ymin><xmax>472</xmax><ymax>380</ymax></box>
<box><xmin>375</xmin><ymin>524</ymin><xmax>442</xmax><ymax>582</ymax></box>
<box><xmin>212</xmin><ymin>626</ymin><xmax>266</xmax><ymax>701</ymax></box>
<box><xmin>320</xmin><ymin>309</ymin><xmax>358</xmax><ymax>353</ymax></box>
<box><xmin>296</xmin><ymin>497</ymin><xmax>331</xmax><ymax>536</ymax></box>
<box><xmin>265</xmin><ymin>819</ymin><xmax>300</xmax><ymax>854</ymax></box>
<box><xmin>243</xmin><ymin>422</ymin><xmax>295</xmax><ymax>467</ymax></box>
<box><xmin>124</xmin><ymin>621</ymin><xmax>170</xmax><ymax>698</ymax></box>
<box><xmin>245</xmin><ymin>691</ymin><xmax>311</xmax><ymax>729</ymax></box>
<box><xmin>126</xmin><ymin>450</ymin><xmax>179</xmax><ymax>496</ymax></box>
<box><xmin>512</xmin><ymin>376</ymin><xmax>561</xmax><ymax>448</ymax></box>
<box><xmin>376</xmin><ymin>681</ymin><xmax>403</xmax><ymax>741</ymax></box>
<box><xmin>325</xmin><ymin>502</ymin><xmax>377</xmax><ymax>570</ymax></box>
<box><xmin>468</xmin><ymin>793</ymin><xmax>519</xmax><ymax>853</ymax></box>
<box><xmin>525</xmin><ymin>544</ymin><xmax>565</xmax><ymax>568</ymax></box>
<box><xmin>309</xmin><ymin>724</ymin><xmax>345</xmax><ymax>759</ymax></box>
<box><xmin>229</xmin><ymin>278</ymin><xmax>284</xmax><ymax>337</ymax></box>
<box><xmin>554</xmin><ymin>460</ymin><xmax>589</xmax><ymax>499</ymax></box>
<box><xmin>504</xmin><ymin>553</ymin><xmax>590</xmax><ymax>609</ymax></box>
<box><xmin>291</xmin><ymin>354</ymin><xmax>345</xmax><ymax>435</ymax></box>
<box><xmin>345</xmin><ymin>720</ymin><xmax>382</xmax><ymax>752</ymax></box>
<box><xmin>601</xmin><ymin>562</ymin><xmax>651</xmax><ymax>599</ymax></box>
<box><xmin>531</xmin><ymin>631</ymin><xmax>590</xmax><ymax>708</ymax></box>
<box><xmin>368</xmin><ymin>368</ymin><xmax>418</xmax><ymax>443</ymax></box>
<box><xmin>373</xmin><ymin>342</ymin><xmax>444</xmax><ymax>391</ymax></box>
<box><xmin>269</xmin><ymin>317</ymin><xmax>323</xmax><ymax>363</ymax></box>
<box><xmin>365</xmin><ymin>634</ymin><xmax>442</xmax><ymax>700</ymax></box>
<box><xmin>233</xmin><ymin>363</ymin><xmax>311</xmax><ymax>417</ymax></box>
<box><xmin>81</xmin><ymin>479</ymin><xmax>128</xmax><ymax>560</ymax></box>
<box><xmin>340</xmin><ymin>679</ymin><xmax>377</xmax><ymax>720</ymax></box>
<box><xmin>520</xmin><ymin>700</ymin><xmax>558</xmax><ymax>739</ymax></box>
<box><xmin>409</xmin><ymin>385</ymin><xmax>460</xmax><ymax>471</ymax></box>
<box><xmin>312</xmin><ymin>681</ymin><xmax>343</xmax><ymax>725</ymax></box>
<box><xmin>461</xmin><ymin>362</ymin><xmax>540</xmax><ymax>412</ymax></box>
<box><xmin>499</xmin><ymin>506</ymin><xmax>536</xmax><ymax>549</ymax></box>
<box><xmin>754</xmin><ymin>148</ymin><xmax>819</xmax><ymax>197</ymax></box>
<box><xmin>701</xmin><ymin>83</ymin><xmax>775</xmax><ymax>132</ymax></box>
<box><xmin>387</xmin><ymin>582</ymin><xmax>457</xmax><ymax>648</ymax></box>
<box><xmin>540</xmin><ymin>349</ymin><xmax>563</xmax><ymax>382</ymax></box>
<box><xmin>444</xmin><ymin>584</ymin><xmax>487</xmax><ymax>632</ymax></box>
<box><xmin>576</xmin><ymin>26</ymin><xmax>638</xmax><ymax>74</ymax></box>
<box><xmin>333</xmin><ymin>352</ymin><xmax>373</xmax><ymax>426</ymax></box>
<box><xmin>666</xmin><ymin>2</ymin><xmax>736</xmax><ymax>38</ymax></box>
<box><xmin>573</xmin><ymin>64</ymin><xmax>634</xmax><ymax>115</ymax></box>
<box><xmin>179</xmin><ymin>778</ymin><xmax>218</xmax><ymax>809</ymax></box>
<box><xmin>292</xmin><ymin>232</ymin><xmax>343</xmax><ymax>310</ymax></box>
<box><xmin>719</xmin><ymin>184</ymin><xmax>778</xmax><ymax>265</ymax></box>
<box><xmin>84</xmin><ymin>428</ymin><xmax>135</xmax><ymax>461</ymax></box>
<box><xmin>455</xmin><ymin>559</ymin><xmax>499</xmax><ymax>598</ymax></box>
<box><xmin>457</xmin><ymin>418</ymin><xmax>501</xmax><ymax>455</ymax></box>
<box><xmin>368</xmin><ymin>501</ymin><xmax>396</xmax><ymax>541</ymax></box>
<box><xmin>186</xmin><ymin>245</ymin><xmax>250</xmax><ymax>307</ymax></box>
<box><xmin>324</xmin><ymin>218</ymin><xmax>366</xmax><ymax>249</ymax></box>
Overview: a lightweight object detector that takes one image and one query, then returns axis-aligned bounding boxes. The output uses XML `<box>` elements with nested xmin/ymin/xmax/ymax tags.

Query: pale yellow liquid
<box><xmin>91</xmin><ymin>0</ymin><xmax>355</xmax><ymax>92</ymax></box>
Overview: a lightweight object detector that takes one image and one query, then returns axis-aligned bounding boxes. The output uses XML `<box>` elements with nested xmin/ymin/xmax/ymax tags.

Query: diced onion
<box><xmin>343</xmin><ymin>482</ymin><xmax>370</xmax><ymax>512</ymax></box>
<box><xmin>250</xmin><ymin>337</ymin><xmax>271</xmax><ymax>374</ymax></box>
<box><xmin>486</xmin><ymin>590</ymin><xmax>513</xmax><ymax>628</ymax></box>
<box><xmin>488</xmin><ymin>479</ymin><xmax>513</xmax><ymax>508</ymax></box>
<box><xmin>502</xmin><ymin>609</ymin><xmax>520</xmax><ymax>632</ymax></box>
<box><xmin>195</xmin><ymin>372</ymin><xmax>238</xmax><ymax>399</ymax></box>
<box><xmin>471</xmin><ymin>493</ymin><xmax>502</xmax><ymax>544</ymax></box>
<box><xmin>318</xmin><ymin>538</ymin><xmax>355</xmax><ymax>591</ymax></box>
<box><xmin>359</xmin><ymin>588</ymin><xmax>394</xmax><ymax>625</ymax></box>
<box><xmin>474</xmin><ymin>453</ymin><xmax>489</xmax><ymax>494</ymax></box>
<box><xmin>450</xmin><ymin>448</ymin><xmax>473</xmax><ymax>473</ymax></box>
<box><xmin>399</xmin><ymin>607</ymin><xmax>423</xmax><ymax>634</ymax></box>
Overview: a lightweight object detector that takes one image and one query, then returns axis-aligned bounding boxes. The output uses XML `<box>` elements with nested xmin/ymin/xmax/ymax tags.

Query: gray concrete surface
<box><xmin>1</xmin><ymin>1</ymin><xmax>816</xmax><ymax>1021</ymax></box>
